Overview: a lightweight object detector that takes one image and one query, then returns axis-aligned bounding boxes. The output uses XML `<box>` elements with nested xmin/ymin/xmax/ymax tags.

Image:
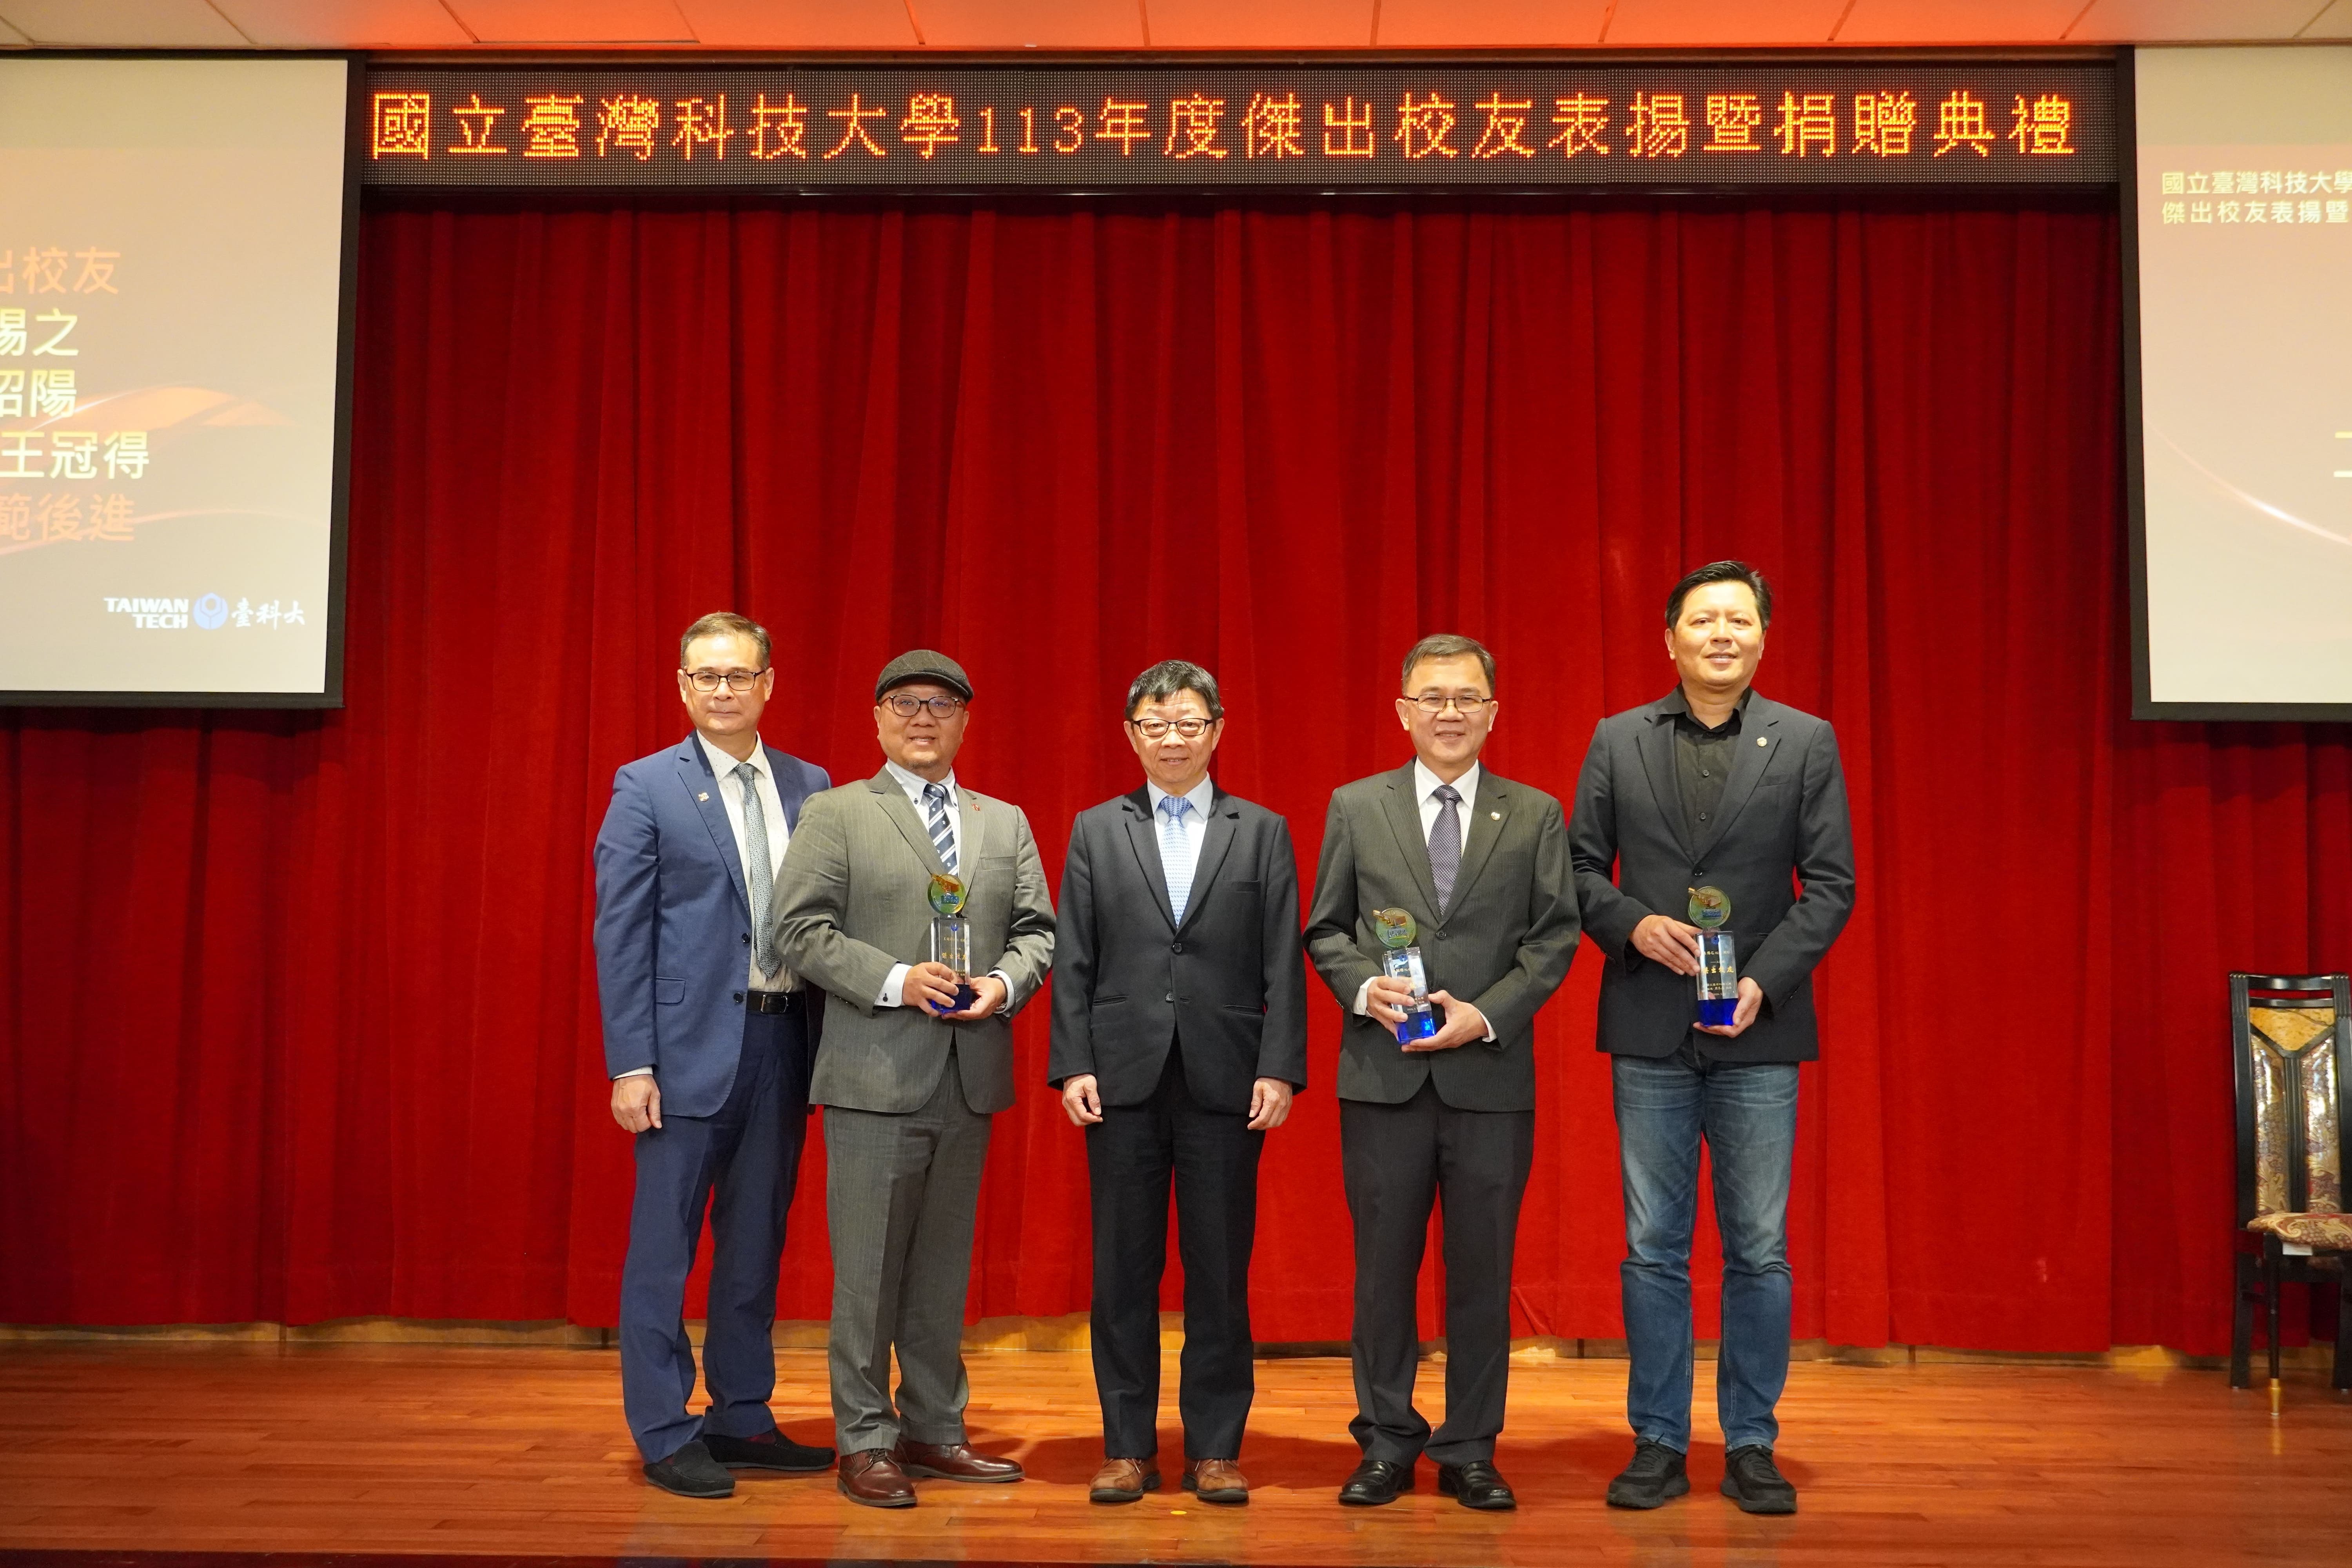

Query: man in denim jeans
<box><xmin>1567</xmin><ymin>562</ymin><xmax>1855</xmax><ymax>1515</ymax></box>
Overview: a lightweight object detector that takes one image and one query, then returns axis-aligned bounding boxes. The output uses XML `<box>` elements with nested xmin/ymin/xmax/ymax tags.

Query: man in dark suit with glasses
<box><xmin>1050</xmin><ymin>659</ymin><xmax>1308</xmax><ymax>1509</ymax></box>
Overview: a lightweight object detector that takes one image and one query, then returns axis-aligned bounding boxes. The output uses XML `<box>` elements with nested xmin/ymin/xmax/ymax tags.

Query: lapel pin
<box><xmin>697</xmin><ymin>791</ymin><xmax>710</xmax><ymax>802</ymax></box>
<box><xmin>1491</xmin><ymin>810</ymin><xmax>1502</xmax><ymax>820</ymax></box>
<box><xmin>1757</xmin><ymin>737</ymin><xmax>1769</xmax><ymax>747</ymax></box>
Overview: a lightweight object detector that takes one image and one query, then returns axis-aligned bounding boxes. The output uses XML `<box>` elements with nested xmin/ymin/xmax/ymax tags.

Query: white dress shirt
<box><xmin>614</xmin><ymin>733</ymin><xmax>794</xmax><ymax>1083</ymax></box>
<box><xmin>1354</xmin><ymin>758</ymin><xmax>1494</xmax><ymax>1040</ymax></box>
<box><xmin>1147</xmin><ymin>776</ymin><xmax>1216</xmax><ymax>900</ymax></box>
<box><xmin>876</xmin><ymin>761</ymin><xmax>1013</xmax><ymax>1008</ymax></box>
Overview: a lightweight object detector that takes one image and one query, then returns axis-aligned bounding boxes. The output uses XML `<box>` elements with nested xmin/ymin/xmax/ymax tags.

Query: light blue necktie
<box><xmin>734</xmin><ymin>762</ymin><xmax>781</xmax><ymax>976</ymax></box>
<box><xmin>924</xmin><ymin>780</ymin><xmax>957</xmax><ymax>873</ymax></box>
<box><xmin>1159</xmin><ymin>795</ymin><xmax>1195</xmax><ymax>924</ymax></box>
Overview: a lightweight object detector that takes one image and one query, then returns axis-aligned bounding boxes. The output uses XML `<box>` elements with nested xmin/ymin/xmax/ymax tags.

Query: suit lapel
<box><xmin>680</xmin><ymin>738</ymin><xmax>750</xmax><ymax>913</ymax></box>
<box><xmin>1691</xmin><ymin>695</ymin><xmax>1784</xmax><ymax>862</ymax></box>
<box><xmin>957</xmin><ymin>786</ymin><xmax>991</xmax><ymax>885</ymax></box>
<box><xmin>1437</xmin><ymin>772</ymin><xmax>1508</xmax><ymax>928</ymax></box>
<box><xmin>1378</xmin><ymin>764</ymin><xmax>1445</xmax><ymax>918</ymax></box>
<box><xmin>867</xmin><ymin>768</ymin><xmax>950</xmax><ymax>879</ymax></box>
<box><xmin>1636</xmin><ymin>701</ymin><xmax>1696</xmax><ymax>861</ymax></box>
<box><xmin>1120</xmin><ymin>791</ymin><xmax>1178</xmax><ymax>931</ymax></box>
<box><xmin>1177</xmin><ymin>791</ymin><xmax>1241</xmax><ymax>935</ymax></box>
<box><xmin>766</xmin><ymin>746</ymin><xmax>807</xmax><ymax>833</ymax></box>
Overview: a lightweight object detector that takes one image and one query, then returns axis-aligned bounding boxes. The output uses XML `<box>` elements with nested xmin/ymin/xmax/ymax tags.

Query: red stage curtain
<box><xmin>3</xmin><ymin>196</ymin><xmax>2345</xmax><ymax>1354</ymax></box>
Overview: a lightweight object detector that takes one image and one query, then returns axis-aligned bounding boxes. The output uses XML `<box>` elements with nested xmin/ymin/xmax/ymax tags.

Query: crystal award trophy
<box><xmin>1690</xmin><ymin>885</ymin><xmax>1738</xmax><ymax>1029</ymax></box>
<box><xmin>927</xmin><ymin>872</ymin><xmax>980</xmax><ymax>1014</ymax></box>
<box><xmin>1374</xmin><ymin>907</ymin><xmax>1438</xmax><ymax>1045</ymax></box>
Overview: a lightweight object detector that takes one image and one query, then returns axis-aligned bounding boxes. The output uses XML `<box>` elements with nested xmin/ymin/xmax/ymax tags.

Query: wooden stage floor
<box><xmin>0</xmin><ymin>1343</ymin><xmax>2348</xmax><ymax>1567</ymax></box>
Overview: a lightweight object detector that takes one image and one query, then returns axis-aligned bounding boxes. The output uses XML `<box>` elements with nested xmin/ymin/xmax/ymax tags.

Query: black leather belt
<box><xmin>746</xmin><ymin>988</ymin><xmax>803</xmax><ymax>1014</ymax></box>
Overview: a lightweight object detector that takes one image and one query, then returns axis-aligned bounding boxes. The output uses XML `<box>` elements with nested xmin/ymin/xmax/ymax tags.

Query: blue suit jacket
<box><xmin>593</xmin><ymin>733</ymin><xmax>831</xmax><ymax>1118</ymax></box>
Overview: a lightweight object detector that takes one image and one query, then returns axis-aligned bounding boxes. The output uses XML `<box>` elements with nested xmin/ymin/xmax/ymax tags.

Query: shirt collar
<box><xmin>885</xmin><ymin>758</ymin><xmax>957</xmax><ymax>803</ymax></box>
<box><xmin>1659</xmin><ymin>686</ymin><xmax>1753</xmax><ymax>731</ymax></box>
<box><xmin>1147</xmin><ymin>777</ymin><xmax>1216</xmax><ymax>820</ymax></box>
<box><xmin>1412</xmin><ymin>757</ymin><xmax>1481</xmax><ymax>805</ymax></box>
<box><xmin>698</xmin><ymin>731</ymin><xmax>764</xmax><ymax>781</ymax></box>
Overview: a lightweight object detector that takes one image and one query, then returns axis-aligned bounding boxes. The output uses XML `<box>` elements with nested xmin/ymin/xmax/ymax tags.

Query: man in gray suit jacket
<box><xmin>1049</xmin><ymin>659</ymin><xmax>1308</xmax><ymax>1508</ymax></box>
<box><xmin>1569</xmin><ymin>562</ymin><xmax>1855</xmax><ymax>1517</ymax></box>
<box><xmin>770</xmin><ymin>649</ymin><xmax>1055</xmax><ymax>1509</ymax></box>
<box><xmin>1305</xmin><ymin>634</ymin><xmax>1580</xmax><ymax>1513</ymax></box>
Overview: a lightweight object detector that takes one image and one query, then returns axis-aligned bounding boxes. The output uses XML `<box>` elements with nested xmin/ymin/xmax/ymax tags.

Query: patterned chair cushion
<box><xmin>2247</xmin><ymin>1211</ymin><xmax>2352</xmax><ymax>1250</ymax></box>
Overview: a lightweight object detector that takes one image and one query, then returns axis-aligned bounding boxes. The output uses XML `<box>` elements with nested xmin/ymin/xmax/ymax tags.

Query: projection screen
<box><xmin>2129</xmin><ymin>46</ymin><xmax>2352</xmax><ymax>719</ymax></box>
<box><xmin>0</xmin><ymin>57</ymin><xmax>355</xmax><ymax>708</ymax></box>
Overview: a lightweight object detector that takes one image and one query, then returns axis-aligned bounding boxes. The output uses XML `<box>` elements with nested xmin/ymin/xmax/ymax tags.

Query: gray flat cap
<box><xmin>874</xmin><ymin>648</ymin><xmax>973</xmax><ymax>702</ymax></box>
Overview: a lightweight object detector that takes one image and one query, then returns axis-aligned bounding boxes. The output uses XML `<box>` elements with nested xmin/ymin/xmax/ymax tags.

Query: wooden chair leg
<box><xmin>2334</xmin><ymin>1269</ymin><xmax>2349</xmax><ymax>1393</ymax></box>
<box><xmin>2265</xmin><ymin>1240</ymin><xmax>2285</xmax><ymax>1415</ymax></box>
<box><xmin>2231</xmin><ymin>1250</ymin><xmax>2255</xmax><ymax>1389</ymax></box>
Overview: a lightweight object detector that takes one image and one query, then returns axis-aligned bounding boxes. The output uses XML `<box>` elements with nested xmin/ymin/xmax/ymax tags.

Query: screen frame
<box><xmin>2123</xmin><ymin>44</ymin><xmax>2352</xmax><ymax>722</ymax></box>
<box><xmin>0</xmin><ymin>52</ymin><xmax>361</xmax><ymax>711</ymax></box>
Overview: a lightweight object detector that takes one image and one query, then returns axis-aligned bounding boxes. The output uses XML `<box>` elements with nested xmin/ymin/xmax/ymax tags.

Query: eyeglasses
<box><xmin>883</xmin><ymin>693</ymin><xmax>967</xmax><ymax>719</ymax></box>
<box><xmin>1129</xmin><ymin>717</ymin><xmax>1214</xmax><ymax>740</ymax></box>
<box><xmin>685</xmin><ymin>668</ymin><xmax>769</xmax><ymax>693</ymax></box>
<box><xmin>1407</xmin><ymin>694</ymin><xmax>1496</xmax><ymax>715</ymax></box>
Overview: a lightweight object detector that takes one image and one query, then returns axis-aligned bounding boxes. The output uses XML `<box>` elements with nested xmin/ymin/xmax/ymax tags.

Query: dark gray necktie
<box><xmin>1430</xmin><ymin>782</ymin><xmax>1463</xmax><ymax>916</ymax></box>
<box><xmin>924</xmin><ymin>780</ymin><xmax>957</xmax><ymax>873</ymax></box>
<box><xmin>735</xmin><ymin>762</ymin><xmax>781</xmax><ymax>976</ymax></box>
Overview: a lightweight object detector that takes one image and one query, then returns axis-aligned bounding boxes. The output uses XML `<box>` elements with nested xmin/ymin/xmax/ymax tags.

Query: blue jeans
<box><xmin>1613</xmin><ymin>1049</ymin><xmax>1798</xmax><ymax>1455</ymax></box>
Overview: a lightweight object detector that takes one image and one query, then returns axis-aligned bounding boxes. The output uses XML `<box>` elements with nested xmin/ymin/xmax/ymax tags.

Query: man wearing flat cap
<box><xmin>771</xmin><ymin>650</ymin><xmax>1056</xmax><ymax>1509</ymax></box>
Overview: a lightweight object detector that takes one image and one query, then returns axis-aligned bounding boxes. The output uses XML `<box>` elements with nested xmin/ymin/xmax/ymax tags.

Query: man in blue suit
<box><xmin>593</xmin><ymin>611</ymin><xmax>836</xmax><ymax>1498</ymax></box>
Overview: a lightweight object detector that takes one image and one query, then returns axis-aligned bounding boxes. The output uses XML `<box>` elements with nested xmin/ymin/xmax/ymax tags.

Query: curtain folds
<box><xmin>3</xmin><ymin>195</ymin><xmax>2344</xmax><ymax>1355</ymax></box>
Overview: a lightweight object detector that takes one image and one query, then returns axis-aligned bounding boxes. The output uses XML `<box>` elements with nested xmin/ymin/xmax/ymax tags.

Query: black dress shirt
<box><xmin>1664</xmin><ymin>686</ymin><xmax>1753</xmax><ymax>1063</ymax></box>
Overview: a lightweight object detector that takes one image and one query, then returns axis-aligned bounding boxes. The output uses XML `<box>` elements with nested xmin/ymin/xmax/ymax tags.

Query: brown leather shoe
<box><xmin>1184</xmin><ymin>1457</ymin><xmax>1249</xmax><ymax>1505</ymax></box>
<box><xmin>1088</xmin><ymin>1456</ymin><xmax>1161</xmax><ymax>1504</ymax></box>
<box><xmin>893</xmin><ymin>1438</ymin><xmax>1025</xmax><ymax>1483</ymax></box>
<box><xmin>837</xmin><ymin>1448</ymin><xmax>916</xmax><ymax>1508</ymax></box>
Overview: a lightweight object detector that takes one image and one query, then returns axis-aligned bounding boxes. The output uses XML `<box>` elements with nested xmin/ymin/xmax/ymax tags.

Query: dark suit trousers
<box><xmin>1087</xmin><ymin>1045</ymin><xmax>1264</xmax><ymax>1461</ymax></box>
<box><xmin>1340</xmin><ymin>1079</ymin><xmax>1535</xmax><ymax>1466</ymax></box>
<box><xmin>619</xmin><ymin>1006</ymin><xmax>813</xmax><ymax>1463</ymax></box>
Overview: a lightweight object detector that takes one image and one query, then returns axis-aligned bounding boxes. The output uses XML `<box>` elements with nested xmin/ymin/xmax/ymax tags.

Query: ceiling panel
<box><xmin>447</xmin><ymin>0</ymin><xmax>694</xmax><ymax>43</ymax></box>
<box><xmin>2303</xmin><ymin>0</ymin><xmax>2352</xmax><ymax>34</ymax></box>
<box><xmin>0</xmin><ymin>0</ymin><xmax>251</xmax><ymax>46</ymax></box>
<box><xmin>1147</xmin><ymin>0</ymin><xmax>1368</xmax><ymax>47</ymax></box>
<box><xmin>1377</xmin><ymin>0</ymin><xmax>1609</xmax><ymax>46</ymax></box>
<box><xmin>674</xmin><ymin>0</ymin><xmax>920</xmax><ymax>47</ymax></box>
<box><xmin>1602</xmin><ymin>0</ymin><xmax>1847</xmax><ymax>45</ymax></box>
<box><xmin>911</xmin><ymin>0</ymin><xmax>1144</xmax><ymax>47</ymax></box>
<box><xmin>2069</xmin><ymin>0</ymin><xmax>2331</xmax><ymax>39</ymax></box>
<box><xmin>1835</xmin><ymin>0</ymin><xmax>2081</xmax><ymax>44</ymax></box>
<box><xmin>216</xmin><ymin>0</ymin><xmax>476</xmax><ymax>47</ymax></box>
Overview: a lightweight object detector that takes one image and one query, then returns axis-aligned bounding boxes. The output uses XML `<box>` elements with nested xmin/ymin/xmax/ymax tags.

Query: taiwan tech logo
<box><xmin>193</xmin><ymin>593</ymin><xmax>228</xmax><ymax>630</ymax></box>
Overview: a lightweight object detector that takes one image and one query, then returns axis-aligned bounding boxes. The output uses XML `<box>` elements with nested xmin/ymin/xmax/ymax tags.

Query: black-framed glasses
<box><xmin>1129</xmin><ymin>717</ymin><xmax>1214</xmax><ymax>740</ymax></box>
<box><xmin>883</xmin><ymin>693</ymin><xmax>967</xmax><ymax>719</ymax></box>
<box><xmin>1408</xmin><ymin>694</ymin><xmax>1496</xmax><ymax>715</ymax></box>
<box><xmin>685</xmin><ymin>668</ymin><xmax>769</xmax><ymax>693</ymax></box>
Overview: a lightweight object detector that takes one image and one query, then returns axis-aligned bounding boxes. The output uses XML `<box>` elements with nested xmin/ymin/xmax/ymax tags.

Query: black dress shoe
<box><xmin>1436</xmin><ymin>1459</ymin><xmax>1517</xmax><ymax>1511</ymax></box>
<box><xmin>1720</xmin><ymin>1445</ymin><xmax>1797</xmax><ymax>1514</ymax></box>
<box><xmin>702</xmin><ymin>1428</ymin><xmax>835</xmax><ymax>1473</ymax></box>
<box><xmin>1338</xmin><ymin>1457</ymin><xmax>1413</xmax><ymax>1506</ymax></box>
<box><xmin>643</xmin><ymin>1438</ymin><xmax>735</xmax><ymax>1498</ymax></box>
<box><xmin>1605</xmin><ymin>1439</ymin><xmax>1689</xmax><ymax>1509</ymax></box>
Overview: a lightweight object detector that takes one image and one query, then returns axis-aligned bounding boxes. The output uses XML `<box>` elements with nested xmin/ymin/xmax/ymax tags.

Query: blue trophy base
<box><xmin>1695</xmin><ymin>995</ymin><xmax>1739</xmax><ymax>1029</ymax></box>
<box><xmin>1394</xmin><ymin>1005</ymin><xmax>1438</xmax><ymax>1045</ymax></box>
<box><xmin>928</xmin><ymin>980</ymin><xmax>982</xmax><ymax>1015</ymax></box>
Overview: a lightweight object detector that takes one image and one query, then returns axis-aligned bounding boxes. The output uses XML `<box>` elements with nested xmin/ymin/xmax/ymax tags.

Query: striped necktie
<box><xmin>734</xmin><ymin>762</ymin><xmax>781</xmax><ymax>976</ymax></box>
<box><xmin>1430</xmin><ymin>782</ymin><xmax>1463</xmax><ymax>916</ymax></box>
<box><xmin>1159</xmin><ymin>795</ymin><xmax>1195</xmax><ymax>924</ymax></box>
<box><xmin>923</xmin><ymin>780</ymin><xmax>957</xmax><ymax>873</ymax></box>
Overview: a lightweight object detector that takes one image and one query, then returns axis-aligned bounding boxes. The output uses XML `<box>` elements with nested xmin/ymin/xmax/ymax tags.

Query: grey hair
<box><xmin>678</xmin><ymin>611</ymin><xmax>772</xmax><ymax>668</ymax></box>
<box><xmin>1400</xmin><ymin>633</ymin><xmax>1495</xmax><ymax>693</ymax></box>
<box><xmin>1125</xmin><ymin>659</ymin><xmax>1224</xmax><ymax>720</ymax></box>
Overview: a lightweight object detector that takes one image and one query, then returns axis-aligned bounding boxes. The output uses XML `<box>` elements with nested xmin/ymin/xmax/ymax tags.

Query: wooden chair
<box><xmin>2228</xmin><ymin>972</ymin><xmax>2352</xmax><ymax>1408</ymax></box>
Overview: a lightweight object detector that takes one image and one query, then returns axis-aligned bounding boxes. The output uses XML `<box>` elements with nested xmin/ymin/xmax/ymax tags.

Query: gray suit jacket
<box><xmin>771</xmin><ymin>767</ymin><xmax>1056</xmax><ymax>1115</ymax></box>
<box><xmin>1568</xmin><ymin>690</ymin><xmax>1856</xmax><ymax>1063</ymax></box>
<box><xmin>1047</xmin><ymin>788</ymin><xmax>1308</xmax><ymax>1114</ymax></box>
<box><xmin>1305</xmin><ymin>764</ymin><xmax>1580</xmax><ymax>1112</ymax></box>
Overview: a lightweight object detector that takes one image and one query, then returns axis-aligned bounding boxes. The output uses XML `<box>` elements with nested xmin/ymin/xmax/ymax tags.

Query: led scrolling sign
<box><xmin>362</xmin><ymin>65</ymin><xmax>2115</xmax><ymax>188</ymax></box>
